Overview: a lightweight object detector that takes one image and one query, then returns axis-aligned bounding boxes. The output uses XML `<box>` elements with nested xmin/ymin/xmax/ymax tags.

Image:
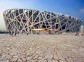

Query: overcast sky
<box><xmin>0</xmin><ymin>0</ymin><xmax>84</xmax><ymax>31</ymax></box>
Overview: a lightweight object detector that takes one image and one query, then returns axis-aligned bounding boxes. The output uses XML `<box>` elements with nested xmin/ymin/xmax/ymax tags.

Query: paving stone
<box><xmin>19</xmin><ymin>54</ymin><xmax>26</xmax><ymax>58</ymax></box>
<box><xmin>60</xmin><ymin>60</ymin><xmax>67</xmax><ymax>62</ymax></box>
<box><xmin>27</xmin><ymin>59</ymin><xmax>37</xmax><ymax>62</ymax></box>
<box><xmin>66</xmin><ymin>51</ymin><xmax>74</xmax><ymax>58</ymax></box>
<box><xmin>67</xmin><ymin>58</ymin><xmax>73</xmax><ymax>62</ymax></box>
<box><xmin>47</xmin><ymin>59</ymin><xmax>58</xmax><ymax>62</ymax></box>
<box><xmin>0</xmin><ymin>60</ymin><xmax>9</xmax><ymax>62</ymax></box>
<box><xmin>32</xmin><ymin>54</ymin><xmax>39</xmax><ymax>60</ymax></box>
<box><xmin>0</xmin><ymin>54</ymin><xmax>7</xmax><ymax>61</ymax></box>
<box><xmin>21</xmin><ymin>57</ymin><xmax>26</xmax><ymax>62</ymax></box>
<box><xmin>17</xmin><ymin>58</ymin><xmax>23</xmax><ymax>62</ymax></box>
<box><xmin>31</xmin><ymin>60</ymin><xmax>37</xmax><ymax>62</ymax></box>
<box><xmin>53</xmin><ymin>54</ymin><xmax>59</xmax><ymax>59</ymax></box>
<box><xmin>10</xmin><ymin>52</ymin><xmax>17</xmax><ymax>56</ymax></box>
<box><xmin>38</xmin><ymin>59</ymin><xmax>47</xmax><ymax>62</ymax></box>
<box><xmin>79</xmin><ymin>47</ymin><xmax>84</xmax><ymax>52</ymax></box>
<box><xmin>10</xmin><ymin>56</ymin><xmax>18</xmax><ymax>62</ymax></box>
<box><xmin>0</xmin><ymin>50</ymin><xmax>2</xmax><ymax>54</ymax></box>
<box><xmin>0</xmin><ymin>54</ymin><xmax>2</xmax><ymax>58</ymax></box>
<box><xmin>57</xmin><ymin>54</ymin><xmax>65</xmax><ymax>61</ymax></box>
<box><xmin>5</xmin><ymin>55</ymin><xmax>12</xmax><ymax>60</ymax></box>
<box><xmin>26</xmin><ymin>56</ymin><xmax>32</xmax><ymax>60</ymax></box>
<box><xmin>82</xmin><ymin>58</ymin><xmax>84</xmax><ymax>62</ymax></box>
<box><xmin>38</xmin><ymin>56</ymin><xmax>46</xmax><ymax>60</ymax></box>
<box><xmin>44</xmin><ymin>53</ymin><xmax>53</xmax><ymax>59</ymax></box>
<box><xmin>74</xmin><ymin>58</ymin><xmax>82</xmax><ymax>62</ymax></box>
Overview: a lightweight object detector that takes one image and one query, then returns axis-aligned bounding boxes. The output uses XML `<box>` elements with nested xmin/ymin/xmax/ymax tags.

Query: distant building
<box><xmin>3</xmin><ymin>9</ymin><xmax>81</xmax><ymax>35</ymax></box>
<box><xmin>80</xmin><ymin>25</ymin><xmax>84</xmax><ymax>33</ymax></box>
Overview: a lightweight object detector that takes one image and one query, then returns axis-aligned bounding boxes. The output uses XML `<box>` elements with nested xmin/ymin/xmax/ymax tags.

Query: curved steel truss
<box><xmin>3</xmin><ymin>9</ymin><xmax>81</xmax><ymax>35</ymax></box>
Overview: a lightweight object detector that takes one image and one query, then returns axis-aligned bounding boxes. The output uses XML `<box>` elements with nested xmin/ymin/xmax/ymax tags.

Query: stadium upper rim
<box><xmin>3</xmin><ymin>8</ymin><xmax>81</xmax><ymax>20</ymax></box>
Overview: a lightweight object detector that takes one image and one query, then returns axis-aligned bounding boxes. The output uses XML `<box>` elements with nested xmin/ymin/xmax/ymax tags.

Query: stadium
<box><xmin>3</xmin><ymin>9</ymin><xmax>81</xmax><ymax>35</ymax></box>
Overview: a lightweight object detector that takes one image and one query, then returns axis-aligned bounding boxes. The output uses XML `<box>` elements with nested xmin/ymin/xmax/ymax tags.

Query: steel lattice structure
<box><xmin>3</xmin><ymin>9</ymin><xmax>81</xmax><ymax>35</ymax></box>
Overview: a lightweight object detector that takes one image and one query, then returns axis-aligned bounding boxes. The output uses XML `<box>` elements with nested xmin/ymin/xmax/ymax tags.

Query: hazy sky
<box><xmin>0</xmin><ymin>0</ymin><xmax>84</xmax><ymax>31</ymax></box>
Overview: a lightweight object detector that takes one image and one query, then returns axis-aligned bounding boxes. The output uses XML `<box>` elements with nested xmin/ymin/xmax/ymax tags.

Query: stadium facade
<box><xmin>3</xmin><ymin>9</ymin><xmax>81</xmax><ymax>35</ymax></box>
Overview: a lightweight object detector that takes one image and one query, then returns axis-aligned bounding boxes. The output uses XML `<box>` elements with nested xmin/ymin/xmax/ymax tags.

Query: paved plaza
<box><xmin>0</xmin><ymin>34</ymin><xmax>84</xmax><ymax>62</ymax></box>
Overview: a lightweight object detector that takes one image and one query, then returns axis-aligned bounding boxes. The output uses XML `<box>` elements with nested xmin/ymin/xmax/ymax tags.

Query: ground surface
<box><xmin>0</xmin><ymin>34</ymin><xmax>84</xmax><ymax>62</ymax></box>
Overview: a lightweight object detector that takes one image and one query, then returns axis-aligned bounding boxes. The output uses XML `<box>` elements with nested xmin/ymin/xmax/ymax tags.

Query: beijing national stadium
<box><xmin>3</xmin><ymin>9</ymin><xmax>81</xmax><ymax>35</ymax></box>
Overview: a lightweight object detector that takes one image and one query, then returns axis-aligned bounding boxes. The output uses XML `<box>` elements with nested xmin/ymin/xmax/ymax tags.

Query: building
<box><xmin>3</xmin><ymin>9</ymin><xmax>81</xmax><ymax>35</ymax></box>
<box><xmin>80</xmin><ymin>25</ymin><xmax>84</xmax><ymax>33</ymax></box>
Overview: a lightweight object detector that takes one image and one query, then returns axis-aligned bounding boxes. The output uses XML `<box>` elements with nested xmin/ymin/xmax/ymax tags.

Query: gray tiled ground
<box><xmin>0</xmin><ymin>34</ymin><xmax>84</xmax><ymax>62</ymax></box>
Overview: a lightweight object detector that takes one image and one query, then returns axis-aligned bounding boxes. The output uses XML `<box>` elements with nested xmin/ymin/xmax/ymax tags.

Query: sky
<box><xmin>0</xmin><ymin>0</ymin><xmax>84</xmax><ymax>31</ymax></box>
